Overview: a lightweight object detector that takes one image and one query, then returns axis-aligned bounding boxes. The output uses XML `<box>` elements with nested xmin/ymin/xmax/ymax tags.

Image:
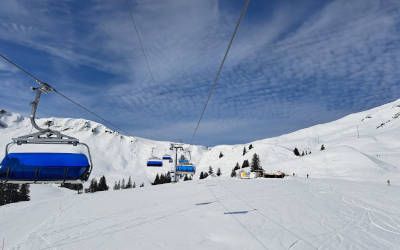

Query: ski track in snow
<box><xmin>1</xmin><ymin>178</ymin><xmax>399</xmax><ymax>250</ymax></box>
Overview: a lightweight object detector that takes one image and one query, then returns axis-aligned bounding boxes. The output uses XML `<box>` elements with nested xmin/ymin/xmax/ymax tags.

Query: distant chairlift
<box><xmin>147</xmin><ymin>147</ymin><xmax>163</xmax><ymax>167</ymax></box>
<box><xmin>0</xmin><ymin>83</ymin><xmax>93</xmax><ymax>184</ymax></box>
<box><xmin>176</xmin><ymin>152</ymin><xmax>195</xmax><ymax>174</ymax></box>
<box><xmin>162</xmin><ymin>154</ymin><xmax>173</xmax><ymax>163</ymax></box>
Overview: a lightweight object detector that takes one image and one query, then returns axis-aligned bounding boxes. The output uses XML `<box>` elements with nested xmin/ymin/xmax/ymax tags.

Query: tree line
<box><xmin>0</xmin><ymin>183</ymin><xmax>30</xmax><ymax>206</ymax></box>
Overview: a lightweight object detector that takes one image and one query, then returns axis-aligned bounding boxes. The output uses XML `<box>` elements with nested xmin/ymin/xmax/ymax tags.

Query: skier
<box><xmin>387</xmin><ymin>179</ymin><xmax>391</xmax><ymax>186</ymax></box>
<box><xmin>306</xmin><ymin>174</ymin><xmax>309</xmax><ymax>179</ymax></box>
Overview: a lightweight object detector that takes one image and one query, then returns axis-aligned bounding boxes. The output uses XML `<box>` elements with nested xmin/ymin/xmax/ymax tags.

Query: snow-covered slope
<box><xmin>1</xmin><ymin>98</ymin><xmax>400</xmax><ymax>184</ymax></box>
<box><xmin>1</xmin><ymin>178</ymin><xmax>399</xmax><ymax>250</ymax></box>
<box><xmin>2</xmin><ymin>101</ymin><xmax>400</xmax><ymax>250</ymax></box>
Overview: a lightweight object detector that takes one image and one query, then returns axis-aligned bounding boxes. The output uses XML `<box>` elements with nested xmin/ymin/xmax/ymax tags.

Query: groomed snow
<box><xmin>0</xmin><ymin>178</ymin><xmax>399</xmax><ymax>249</ymax></box>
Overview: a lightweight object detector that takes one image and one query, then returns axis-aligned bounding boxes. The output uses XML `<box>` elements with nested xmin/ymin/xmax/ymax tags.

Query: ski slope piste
<box><xmin>0</xmin><ymin>99</ymin><xmax>400</xmax><ymax>249</ymax></box>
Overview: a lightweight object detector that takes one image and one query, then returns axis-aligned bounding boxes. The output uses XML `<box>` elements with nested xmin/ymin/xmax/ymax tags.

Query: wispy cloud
<box><xmin>0</xmin><ymin>0</ymin><xmax>399</xmax><ymax>145</ymax></box>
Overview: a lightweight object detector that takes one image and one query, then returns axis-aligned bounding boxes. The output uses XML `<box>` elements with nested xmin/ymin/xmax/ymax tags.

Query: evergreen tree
<box><xmin>153</xmin><ymin>174</ymin><xmax>160</xmax><ymax>185</ymax></box>
<box><xmin>301</xmin><ymin>151</ymin><xmax>305</xmax><ymax>156</ymax></box>
<box><xmin>219</xmin><ymin>152</ymin><xmax>224</xmax><ymax>158</ymax></box>
<box><xmin>133</xmin><ymin>182</ymin><xmax>136</xmax><ymax>188</ymax></box>
<box><xmin>98</xmin><ymin>176</ymin><xmax>109</xmax><ymax>191</ymax></box>
<box><xmin>184</xmin><ymin>175</ymin><xmax>189</xmax><ymax>181</ymax></box>
<box><xmin>18</xmin><ymin>184</ymin><xmax>30</xmax><ymax>201</ymax></box>
<box><xmin>243</xmin><ymin>147</ymin><xmax>247</xmax><ymax>156</ymax></box>
<box><xmin>249</xmin><ymin>144</ymin><xmax>253</xmax><ymax>150</ymax></box>
<box><xmin>208</xmin><ymin>166</ymin><xmax>214</xmax><ymax>175</ymax></box>
<box><xmin>321</xmin><ymin>144</ymin><xmax>325</xmax><ymax>151</ymax></box>
<box><xmin>121</xmin><ymin>178</ymin><xmax>126</xmax><ymax>189</ymax></box>
<box><xmin>166</xmin><ymin>172</ymin><xmax>172</xmax><ymax>183</ymax></box>
<box><xmin>126</xmin><ymin>176</ymin><xmax>133</xmax><ymax>188</ymax></box>
<box><xmin>199</xmin><ymin>172</ymin><xmax>204</xmax><ymax>179</ymax></box>
<box><xmin>117</xmin><ymin>180</ymin><xmax>121</xmax><ymax>190</ymax></box>
<box><xmin>203</xmin><ymin>172</ymin><xmax>209</xmax><ymax>179</ymax></box>
<box><xmin>242</xmin><ymin>160</ymin><xmax>249</xmax><ymax>168</ymax></box>
<box><xmin>113</xmin><ymin>181</ymin><xmax>119</xmax><ymax>190</ymax></box>
<box><xmin>140</xmin><ymin>183</ymin><xmax>144</xmax><ymax>187</ymax></box>
<box><xmin>250</xmin><ymin>153</ymin><xmax>261</xmax><ymax>172</ymax></box>
<box><xmin>216</xmin><ymin>168</ymin><xmax>222</xmax><ymax>176</ymax></box>
<box><xmin>234</xmin><ymin>162</ymin><xmax>240</xmax><ymax>171</ymax></box>
<box><xmin>293</xmin><ymin>147</ymin><xmax>300</xmax><ymax>156</ymax></box>
<box><xmin>89</xmin><ymin>178</ymin><xmax>98</xmax><ymax>193</ymax></box>
<box><xmin>231</xmin><ymin>168</ymin><xmax>237</xmax><ymax>178</ymax></box>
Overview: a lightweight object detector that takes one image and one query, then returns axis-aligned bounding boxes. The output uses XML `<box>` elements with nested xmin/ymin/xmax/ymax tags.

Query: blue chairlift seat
<box><xmin>0</xmin><ymin>153</ymin><xmax>90</xmax><ymax>182</ymax></box>
<box><xmin>178</xmin><ymin>159</ymin><xmax>189</xmax><ymax>164</ymax></box>
<box><xmin>147</xmin><ymin>159</ymin><xmax>163</xmax><ymax>167</ymax></box>
<box><xmin>162</xmin><ymin>155</ymin><xmax>172</xmax><ymax>160</ymax></box>
<box><xmin>176</xmin><ymin>164</ymin><xmax>196</xmax><ymax>173</ymax></box>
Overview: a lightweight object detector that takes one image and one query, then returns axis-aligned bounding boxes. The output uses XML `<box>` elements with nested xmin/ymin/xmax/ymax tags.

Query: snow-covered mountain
<box><xmin>1</xmin><ymin>98</ymin><xmax>400</xmax><ymax>184</ymax></box>
<box><xmin>1</xmin><ymin>101</ymin><xmax>400</xmax><ymax>250</ymax></box>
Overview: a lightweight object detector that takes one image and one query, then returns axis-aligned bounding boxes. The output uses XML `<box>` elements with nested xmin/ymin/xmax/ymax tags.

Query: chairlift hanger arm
<box><xmin>30</xmin><ymin>82</ymin><xmax>54</xmax><ymax>132</ymax></box>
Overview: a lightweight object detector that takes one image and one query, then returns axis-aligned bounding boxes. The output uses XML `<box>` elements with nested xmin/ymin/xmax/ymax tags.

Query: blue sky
<box><xmin>0</xmin><ymin>0</ymin><xmax>399</xmax><ymax>146</ymax></box>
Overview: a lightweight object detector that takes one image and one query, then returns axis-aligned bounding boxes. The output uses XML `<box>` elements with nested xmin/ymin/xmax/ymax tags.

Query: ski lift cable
<box><xmin>126</xmin><ymin>0</ymin><xmax>157</xmax><ymax>83</ymax></box>
<box><xmin>190</xmin><ymin>0</ymin><xmax>251</xmax><ymax>144</ymax></box>
<box><xmin>0</xmin><ymin>52</ymin><xmax>127</xmax><ymax>134</ymax></box>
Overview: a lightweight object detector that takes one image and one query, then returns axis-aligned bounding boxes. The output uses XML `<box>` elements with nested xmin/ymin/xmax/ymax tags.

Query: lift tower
<box><xmin>169</xmin><ymin>143</ymin><xmax>184</xmax><ymax>182</ymax></box>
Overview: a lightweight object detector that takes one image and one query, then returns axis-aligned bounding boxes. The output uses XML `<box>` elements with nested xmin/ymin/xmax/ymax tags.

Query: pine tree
<box><xmin>121</xmin><ymin>178</ymin><xmax>126</xmax><ymax>189</ymax></box>
<box><xmin>250</xmin><ymin>153</ymin><xmax>261</xmax><ymax>172</ymax></box>
<box><xmin>219</xmin><ymin>152</ymin><xmax>224</xmax><ymax>158</ymax></box>
<box><xmin>208</xmin><ymin>166</ymin><xmax>214</xmax><ymax>175</ymax></box>
<box><xmin>203</xmin><ymin>172</ymin><xmax>209</xmax><ymax>179</ymax></box>
<box><xmin>199</xmin><ymin>172</ymin><xmax>204</xmax><ymax>179</ymax></box>
<box><xmin>166</xmin><ymin>172</ymin><xmax>172</xmax><ymax>183</ymax></box>
<box><xmin>321</xmin><ymin>144</ymin><xmax>325</xmax><ymax>151</ymax></box>
<box><xmin>293</xmin><ymin>147</ymin><xmax>300</xmax><ymax>156</ymax></box>
<box><xmin>98</xmin><ymin>176</ymin><xmax>109</xmax><ymax>191</ymax></box>
<box><xmin>234</xmin><ymin>162</ymin><xmax>240</xmax><ymax>171</ymax></box>
<box><xmin>231</xmin><ymin>168</ymin><xmax>237</xmax><ymax>177</ymax></box>
<box><xmin>249</xmin><ymin>144</ymin><xmax>253</xmax><ymax>150</ymax></box>
<box><xmin>89</xmin><ymin>178</ymin><xmax>98</xmax><ymax>193</ymax></box>
<box><xmin>117</xmin><ymin>180</ymin><xmax>121</xmax><ymax>190</ymax></box>
<box><xmin>242</xmin><ymin>160</ymin><xmax>249</xmax><ymax>168</ymax></box>
<box><xmin>160</xmin><ymin>174</ymin><xmax>166</xmax><ymax>184</ymax></box>
<box><xmin>184</xmin><ymin>175</ymin><xmax>189</xmax><ymax>181</ymax></box>
<box><xmin>243</xmin><ymin>147</ymin><xmax>247</xmax><ymax>156</ymax></box>
<box><xmin>153</xmin><ymin>174</ymin><xmax>160</xmax><ymax>185</ymax></box>
<box><xmin>140</xmin><ymin>183</ymin><xmax>144</xmax><ymax>187</ymax></box>
<box><xmin>18</xmin><ymin>184</ymin><xmax>30</xmax><ymax>201</ymax></box>
<box><xmin>133</xmin><ymin>182</ymin><xmax>136</xmax><ymax>188</ymax></box>
<box><xmin>216</xmin><ymin>168</ymin><xmax>221</xmax><ymax>176</ymax></box>
<box><xmin>301</xmin><ymin>151</ymin><xmax>305</xmax><ymax>156</ymax></box>
<box><xmin>126</xmin><ymin>176</ymin><xmax>133</xmax><ymax>188</ymax></box>
<box><xmin>113</xmin><ymin>181</ymin><xmax>119</xmax><ymax>190</ymax></box>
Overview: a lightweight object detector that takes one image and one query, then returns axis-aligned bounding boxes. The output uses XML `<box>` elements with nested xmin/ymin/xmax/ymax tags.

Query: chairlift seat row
<box><xmin>0</xmin><ymin>153</ymin><xmax>90</xmax><ymax>183</ymax></box>
<box><xmin>147</xmin><ymin>159</ymin><xmax>163</xmax><ymax>167</ymax></box>
<box><xmin>176</xmin><ymin>164</ymin><xmax>196</xmax><ymax>173</ymax></box>
<box><xmin>0</xmin><ymin>83</ymin><xmax>94</xmax><ymax>184</ymax></box>
<box><xmin>162</xmin><ymin>155</ymin><xmax>172</xmax><ymax>160</ymax></box>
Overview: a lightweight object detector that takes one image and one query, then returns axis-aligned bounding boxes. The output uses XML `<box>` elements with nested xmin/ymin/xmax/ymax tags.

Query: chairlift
<box><xmin>176</xmin><ymin>149</ymin><xmax>195</xmax><ymax>174</ymax></box>
<box><xmin>0</xmin><ymin>83</ymin><xmax>93</xmax><ymax>184</ymax></box>
<box><xmin>176</xmin><ymin>164</ymin><xmax>196</xmax><ymax>174</ymax></box>
<box><xmin>147</xmin><ymin>147</ymin><xmax>163</xmax><ymax>167</ymax></box>
<box><xmin>162</xmin><ymin>154</ymin><xmax>173</xmax><ymax>163</ymax></box>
